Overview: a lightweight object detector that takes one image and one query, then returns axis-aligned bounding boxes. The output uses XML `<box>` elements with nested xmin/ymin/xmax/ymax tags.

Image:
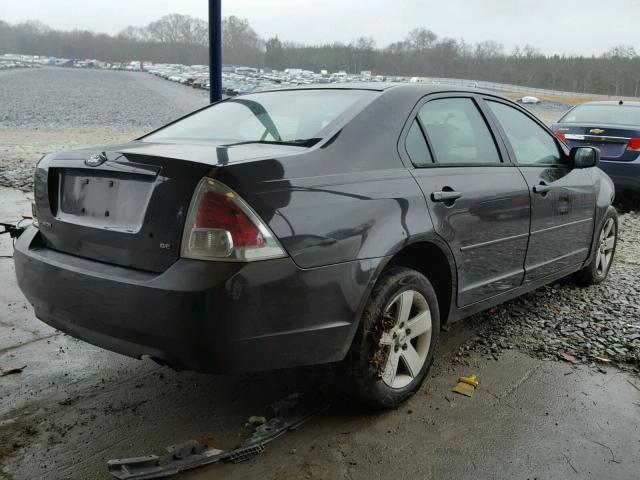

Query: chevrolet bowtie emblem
<box><xmin>590</xmin><ymin>129</ymin><xmax>605</xmax><ymax>134</ymax></box>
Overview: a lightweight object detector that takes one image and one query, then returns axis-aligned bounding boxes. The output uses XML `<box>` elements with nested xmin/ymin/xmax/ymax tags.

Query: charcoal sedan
<box><xmin>15</xmin><ymin>85</ymin><xmax>617</xmax><ymax>407</ymax></box>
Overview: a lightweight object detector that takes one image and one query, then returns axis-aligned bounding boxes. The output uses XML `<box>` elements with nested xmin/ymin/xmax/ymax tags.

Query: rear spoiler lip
<box><xmin>47</xmin><ymin>156</ymin><xmax>161</xmax><ymax>177</ymax></box>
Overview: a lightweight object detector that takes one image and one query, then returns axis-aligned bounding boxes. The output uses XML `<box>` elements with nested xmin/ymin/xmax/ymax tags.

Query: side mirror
<box><xmin>570</xmin><ymin>146</ymin><xmax>600</xmax><ymax>168</ymax></box>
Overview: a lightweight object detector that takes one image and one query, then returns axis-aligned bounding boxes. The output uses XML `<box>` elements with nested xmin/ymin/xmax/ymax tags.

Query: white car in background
<box><xmin>521</xmin><ymin>96</ymin><xmax>541</xmax><ymax>104</ymax></box>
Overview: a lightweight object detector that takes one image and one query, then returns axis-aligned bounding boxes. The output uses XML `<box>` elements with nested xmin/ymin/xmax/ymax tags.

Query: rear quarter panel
<box><xmin>254</xmin><ymin>170</ymin><xmax>431</xmax><ymax>268</ymax></box>
<box><xmin>218</xmin><ymin>160</ymin><xmax>433</xmax><ymax>269</ymax></box>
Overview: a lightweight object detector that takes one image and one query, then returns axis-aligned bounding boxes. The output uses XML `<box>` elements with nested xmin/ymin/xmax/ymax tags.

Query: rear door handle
<box><xmin>431</xmin><ymin>191</ymin><xmax>462</xmax><ymax>202</ymax></box>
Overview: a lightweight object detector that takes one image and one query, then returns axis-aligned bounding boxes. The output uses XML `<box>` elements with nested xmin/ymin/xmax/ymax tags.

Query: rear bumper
<box><xmin>599</xmin><ymin>159</ymin><xmax>640</xmax><ymax>193</ymax></box>
<box><xmin>14</xmin><ymin>227</ymin><xmax>382</xmax><ymax>373</ymax></box>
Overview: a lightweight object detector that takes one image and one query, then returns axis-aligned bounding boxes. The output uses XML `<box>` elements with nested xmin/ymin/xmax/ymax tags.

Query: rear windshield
<box><xmin>560</xmin><ymin>104</ymin><xmax>640</xmax><ymax>126</ymax></box>
<box><xmin>142</xmin><ymin>89</ymin><xmax>377</xmax><ymax>145</ymax></box>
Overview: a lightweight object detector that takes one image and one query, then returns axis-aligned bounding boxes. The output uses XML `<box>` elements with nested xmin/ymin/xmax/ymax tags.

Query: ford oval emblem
<box><xmin>85</xmin><ymin>153</ymin><xmax>107</xmax><ymax>167</ymax></box>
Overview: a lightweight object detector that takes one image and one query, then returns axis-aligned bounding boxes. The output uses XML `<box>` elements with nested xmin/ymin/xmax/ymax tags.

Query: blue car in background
<box><xmin>551</xmin><ymin>101</ymin><xmax>640</xmax><ymax>198</ymax></box>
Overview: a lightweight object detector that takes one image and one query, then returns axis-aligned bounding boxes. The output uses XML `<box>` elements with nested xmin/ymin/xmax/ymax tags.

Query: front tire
<box><xmin>339</xmin><ymin>267</ymin><xmax>440</xmax><ymax>408</ymax></box>
<box><xmin>575</xmin><ymin>210</ymin><xmax>618</xmax><ymax>286</ymax></box>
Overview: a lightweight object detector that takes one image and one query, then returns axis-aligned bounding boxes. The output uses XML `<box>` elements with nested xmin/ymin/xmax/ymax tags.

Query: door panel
<box><xmin>518</xmin><ymin>166</ymin><xmax>596</xmax><ymax>280</ymax></box>
<box><xmin>484</xmin><ymin>99</ymin><xmax>597</xmax><ymax>281</ymax></box>
<box><xmin>405</xmin><ymin>96</ymin><xmax>532</xmax><ymax>308</ymax></box>
<box><xmin>414</xmin><ymin>167</ymin><xmax>531</xmax><ymax>306</ymax></box>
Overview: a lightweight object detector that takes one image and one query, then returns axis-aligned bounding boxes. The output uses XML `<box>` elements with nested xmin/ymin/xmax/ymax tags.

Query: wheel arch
<box><xmin>339</xmin><ymin>237</ymin><xmax>457</xmax><ymax>364</ymax></box>
<box><xmin>586</xmin><ymin>168</ymin><xmax>617</xmax><ymax>267</ymax></box>
<box><xmin>353</xmin><ymin>238</ymin><xmax>456</xmax><ymax>330</ymax></box>
<box><xmin>384</xmin><ymin>240</ymin><xmax>457</xmax><ymax>326</ymax></box>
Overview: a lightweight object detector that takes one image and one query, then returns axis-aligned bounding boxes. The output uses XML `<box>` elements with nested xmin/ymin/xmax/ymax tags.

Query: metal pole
<box><xmin>209</xmin><ymin>0</ymin><xmax>222</xmax><ymax>103</ymax></box>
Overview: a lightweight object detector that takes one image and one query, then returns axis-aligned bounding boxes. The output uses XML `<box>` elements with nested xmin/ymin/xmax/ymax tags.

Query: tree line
<box><xmin>2</xmin><ymin>15</ymin><xmax>640</xmax><ymax>96</ymax></box>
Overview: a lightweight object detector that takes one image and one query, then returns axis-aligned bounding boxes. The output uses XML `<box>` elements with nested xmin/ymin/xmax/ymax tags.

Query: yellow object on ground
<box><xmin>452</xmin><ymin>374</ymin><xmax>479</xmax><ymax>397</ymax></box>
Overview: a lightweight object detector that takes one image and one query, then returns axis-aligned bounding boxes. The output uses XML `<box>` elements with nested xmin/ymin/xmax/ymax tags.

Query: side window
<box><xmin>487</xmin><ymin>101</ymin><xmax>562</xmax><ymax>165</ymax></box>
<box><xmin>418</xmin><ymin>98</ymin><xmax>501</xmax><ymax>164</ymax></box>
<box><xmin>405</xmin><ymin>120</ymin><xmax>433</xmax><ymax>167</ymax></box>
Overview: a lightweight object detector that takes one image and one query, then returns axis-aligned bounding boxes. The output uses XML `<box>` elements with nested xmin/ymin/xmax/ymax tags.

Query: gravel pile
<box><xmin>456</xmin><ymin>213</ymin><xmax>640</xmax><ymax>373</ymax></box>
<box><xmin>0</xmin><ymin>162</ymin><xmax>33</xmax><ymax>191</ymax></box>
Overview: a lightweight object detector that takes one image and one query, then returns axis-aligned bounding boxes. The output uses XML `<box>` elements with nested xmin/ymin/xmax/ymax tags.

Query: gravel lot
<box><xmin>0</xmin><ymin>67</ymin><xmax>208</xmax><ymax>128</ymax></box>
<box><xmin>0</xmin><ymin>67</ymin><xmax>209</xmax><ymax>191</ymax></box>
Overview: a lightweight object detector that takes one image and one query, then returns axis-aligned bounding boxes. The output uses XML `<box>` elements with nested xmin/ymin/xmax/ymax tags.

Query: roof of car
<box><xmin>258</xmin><ymin>82</ymin><xmax>503</xmax><ymax>98</ymax></box>
<box><xmin>578</xmin><ymin>100</ymin><xmax>640</xmax><ymax>107</ymax></box>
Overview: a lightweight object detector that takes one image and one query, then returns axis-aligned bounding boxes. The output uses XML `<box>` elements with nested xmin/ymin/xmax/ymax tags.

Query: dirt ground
<box><xmin>1</xmin><ymin>187</ymin><xmax>639</xmax><ymax>480</ymax></box>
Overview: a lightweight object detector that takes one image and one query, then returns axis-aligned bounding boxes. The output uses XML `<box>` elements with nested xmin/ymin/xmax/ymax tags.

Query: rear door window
<box><xmin>405</xmin><ymin>120</ymin><xmax>433</xmax><ymax>166</ymax></box>
<box><xmin>418</xmin><ymin>98</ymin><xmax>501</xmax><ymax>164</ymax></box>
<box><xmin>487</xmin><ymin>101</ymin><xmax>562</xmax><ymax>165</ymax></box>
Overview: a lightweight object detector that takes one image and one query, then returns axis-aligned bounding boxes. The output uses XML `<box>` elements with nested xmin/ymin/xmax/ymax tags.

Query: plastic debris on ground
<box><xmin>594</xmin><ymin>356</ymin><xmax>611</xmax><ymax>363</ymax></box>
<box><xmin>559</xmin><ymin>352</ymin><xmax>578</xmax><ymax>364</ymax></box>
<box><xmin>452</xmin><ymin>374</ymin><xmax>479</xmax><ymax>397</ymax></box>
<box><xmin>107</xmin><ymin>393</ymin><xmax>325</xmax><ymax>480</ymax></box>
<box><xmin>0</xmin><ymin>365</ymin><xmax>25</xmax><ymax>376</ymax></box>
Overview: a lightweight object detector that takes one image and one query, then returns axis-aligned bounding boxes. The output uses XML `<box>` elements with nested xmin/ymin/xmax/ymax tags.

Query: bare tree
<box><xmin>145</xmin><ymin>14</ymin><xmax>207</xmax><ymax>46</ymax></box>
<box><xmin>221</xmin><ymin>16</ymin><xmax>263</xmax><ymax>66</ymax></box>
<box><xmin>3</xmin><ymin>16</ymin><xmax>640</xmax><ymax>97</ymax></box>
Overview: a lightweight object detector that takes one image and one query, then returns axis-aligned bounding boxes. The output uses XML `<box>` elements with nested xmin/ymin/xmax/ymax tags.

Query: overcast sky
<box><xmin>3</xmin><ymin>0</ymin><xmax>639</xmax><ymax>55</ymax></box>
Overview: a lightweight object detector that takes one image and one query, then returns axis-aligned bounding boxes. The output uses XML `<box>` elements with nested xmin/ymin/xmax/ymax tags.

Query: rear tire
<box><xmin>575</xmin><ymin>210</ymin><xmax>618</xmax><ymax>286</ymax></box>
<box><xmin>339</xmin><ymin>267</ymin><xmax>440</xmax><ymax>409</ymax></box>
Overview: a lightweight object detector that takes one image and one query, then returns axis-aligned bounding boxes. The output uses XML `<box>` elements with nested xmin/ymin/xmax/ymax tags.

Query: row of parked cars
<box><xmin>145</xmin><ymin>63</ymin><xmax>407</xmax><ymax>96</ymax></box>
<box><xmin>0</xmin><ymin>58</ymin><xmax>38</xmax><ymax>70</ymax></box>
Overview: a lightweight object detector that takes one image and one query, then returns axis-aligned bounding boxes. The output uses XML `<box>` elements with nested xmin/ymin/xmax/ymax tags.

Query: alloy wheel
<box><xmin>379</xmin><ymin>289</ymin><xmax>432</xmax><ymax>389</ymax></box>
<box><xmin>595</xmin><ymin>218</ymin><xmax>616</xmax><ymax>276</ymax></box>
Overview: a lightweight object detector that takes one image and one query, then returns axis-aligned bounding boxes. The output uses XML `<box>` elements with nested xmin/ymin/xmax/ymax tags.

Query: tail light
<box><xmin>554</xmin><ymin>131</ymin><xmax>567</xmax><ymax>143</ymax></box>
<box><xmin>181</xmin><ymin>178</ymin><xmax>286</xmax><ymax>262</ymax></box>
<box><xmin>627</xmin><ymin>138</ymin><xmax>640</xmax><ymax>151</ymax></box>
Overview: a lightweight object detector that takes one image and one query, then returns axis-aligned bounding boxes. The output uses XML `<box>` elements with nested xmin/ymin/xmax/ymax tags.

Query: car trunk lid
<box><xmin>552</xmin><ymin>124</ymin><xmax>640</xmax><ymax>160</ymax></box>
<box><xmin>34</xmin><ymin>141</ymin><xmax>306</xmax><ymax>272</ymax></box>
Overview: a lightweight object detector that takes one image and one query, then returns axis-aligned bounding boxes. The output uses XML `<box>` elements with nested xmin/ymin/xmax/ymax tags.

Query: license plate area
<box><xmin>584</xmin><ymin>142</ymin><xmax>625</xmax><ymax>158</ymax></box>
<box><xmin>57</xmin><ymin>169</ymin><xmax>154</xmax><ymax>233</ymax></box>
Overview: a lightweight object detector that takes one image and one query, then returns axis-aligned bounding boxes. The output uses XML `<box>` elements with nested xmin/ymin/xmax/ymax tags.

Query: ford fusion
<box><xmin>15</xmin><ymin>85</ymin><xmax>617</xmax><ymax>407</ymax></box>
